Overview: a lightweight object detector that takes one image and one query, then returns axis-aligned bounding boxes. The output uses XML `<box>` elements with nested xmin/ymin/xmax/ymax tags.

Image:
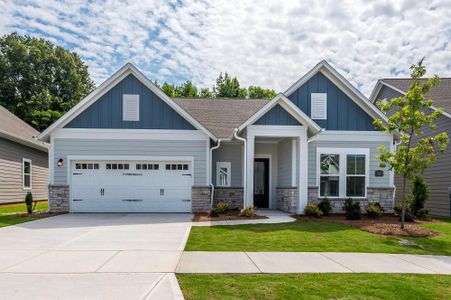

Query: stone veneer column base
<box><xmin>191</xmin><ymin>186</ymin><xmax>212</xmax><ymax>213</ymax></box>
<box><xmin>277</xmin><ymin>187</ymin><xmax>298</xmax><ymax>213</ymax></box>
<box><xmin>213</xmin><ymin>187</ymin><xmax>244</xmax><ymax>210</ymax></box>
<box><xmin>307</xmin><ymin>186</ymin><xmax>395</xmax><ymax>213</ymax></box>
<box><xmin>49</xmin><ymin>185</ymin><xmax>70</xmax><ymax>213</ymax></box>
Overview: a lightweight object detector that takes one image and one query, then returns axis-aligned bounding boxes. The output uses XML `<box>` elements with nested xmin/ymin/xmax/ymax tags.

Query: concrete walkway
<box><xmin>177</xmin><ymin>252</ymin><xmax>451</xmax><ymax>274</ymax></box>
<box><xmin>0</xmin><ymin>213</ymin><xmax>192</xmax><ymax>300</ymax></box>
<box><xmin>192</xmin><ymin>209</ymin><xmax>296</xmax><ymax>226</ymax></box>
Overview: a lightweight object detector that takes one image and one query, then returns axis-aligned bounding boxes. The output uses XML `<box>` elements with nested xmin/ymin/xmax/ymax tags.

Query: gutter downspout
<box><xmin>233</xmin><ymin>128</ymin><xmax>247</xmax><ymax>209</ymax></box>
<box><xmin>209</xmin><ymin>139</ymin><xmax>222</xmax><ymax>210</ymax></box>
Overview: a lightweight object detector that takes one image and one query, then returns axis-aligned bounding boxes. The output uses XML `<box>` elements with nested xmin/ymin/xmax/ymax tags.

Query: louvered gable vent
<box><xmin>123</xmin><ymin>94</ymin><xmax>140</xmax><ymax>121</ymax></box>
<box><xmin>311</xmin><ymin>93</ymin><xmax>327</xmax><ymax>119</ymax></box>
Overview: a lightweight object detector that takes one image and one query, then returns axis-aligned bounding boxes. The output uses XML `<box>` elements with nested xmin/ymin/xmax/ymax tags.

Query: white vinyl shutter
<box><xmin>123</xmin><ymin>94</ymin><xmax>140</xmax><ymax>121</ymax></box>
<box><xmin>311</xmin><ymin>93</ymin><xmax>327</xmax><ymax>119</ymax></box>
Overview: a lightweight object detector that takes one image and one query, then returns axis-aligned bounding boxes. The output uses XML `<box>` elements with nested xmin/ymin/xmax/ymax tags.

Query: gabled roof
<box><xmin>284</xmin><ymin>60</ymin><xmax>390</xmax><ymax>125</ymax></box>
<box><xmin>238</xmin><ymin>93</ymin><xmax>322</xmax><ymax>135</ymax></box>
<box><xmin>0</xmin><ymin>105</ymin><xmax>48</xmax><ymax>152</ymax></box>
<box><xmin>173</xmin><ymin>98</ymin><xmax>268</xmax><ymax>139</ymax></box>
<box><xmin>370</xmin><ymin>78</ymin><xmax>451</xmax><ymax>119</ymax></box>
<box><xmin>38</xmin><ymin>63</ymin><xmax>217</xmax><ymax>142</ymax></box>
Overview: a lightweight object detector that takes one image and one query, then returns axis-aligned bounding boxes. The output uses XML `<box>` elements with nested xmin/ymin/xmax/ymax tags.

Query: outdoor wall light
<box><xmin>57</xmin><ymin>158</ymin><xmax>64</xmax><ymax>167</ymax></box>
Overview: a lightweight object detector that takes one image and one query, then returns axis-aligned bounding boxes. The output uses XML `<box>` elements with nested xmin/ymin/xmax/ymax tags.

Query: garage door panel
<box><xmin>70</xmin><ymin>160</ymin><xmax>193</xmax><ymax>212</ymax></box>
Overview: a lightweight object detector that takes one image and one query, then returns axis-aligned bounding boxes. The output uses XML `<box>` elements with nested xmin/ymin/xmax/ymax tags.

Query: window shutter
<box><xmin>311</xmin><ymin>93</ymin><xmax>327</xmax><ymax>119</ymax></box>
<box><xmin>123</xmin><ymin>94</ymin><xmax>140</xmax><ymax>121</ymax></box>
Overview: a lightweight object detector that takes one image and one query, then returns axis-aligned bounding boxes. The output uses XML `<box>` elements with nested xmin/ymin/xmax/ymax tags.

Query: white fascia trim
<box><xmin>284</xmin><ymin>60</ymin><xmax>390</xmax><ymax>125</ymax></box>
<box><xmin>369</xmin><ymin>81</ymin><xmax>384</xmax><ymax>103</ymax></box>
<box><xmin>53</xmin><ymin>128</ymin><xmax>209</xmax><ymax>141</ymax></box>
<box><xmin>378</xmin><ymin>81</ymin><xmax>451</xmax><ymax>120</ymax></box>
<box><xmin>66</xmin><ymin>155</ymin><xmax>195</xmax><ymax>162</ymax></box>
<box><xmin>247</xmin><ymin>125</ymin><xmax>307</xmax><ymax>138</ymax></box>
<box><xmin>238</xmin><ymin>93</ymin><xmax>321</xmax><ymax>134</ymax></box>
<box><xmin>0</xmin><ymin>130</ymin><xmax>48</xmax><ymax>152</ymax></box>
<box><xmin>316</xmin><ymin>130</ymin><xmax>394</xmax><ymax>142</ymax></box>
<box><xmin>38</xmin><ymin>63</ymin><xmax>217</xmax><ymax>142</ymax></box>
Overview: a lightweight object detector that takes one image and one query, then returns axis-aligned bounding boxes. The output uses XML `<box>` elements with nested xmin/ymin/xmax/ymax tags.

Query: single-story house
<box><xmin>38</xmin><ymin>60</ymin><xmax>395</xmax><ymax>214</ymax></box>
<box><xmin>0</xmin><ymin>105</ymin><xmax>48</xmax><ymax>204</ymax></box>
<box><xmin>371</xmin><ymin>78</ymin><xmax>451</xmax><ymax>217</ymax></box>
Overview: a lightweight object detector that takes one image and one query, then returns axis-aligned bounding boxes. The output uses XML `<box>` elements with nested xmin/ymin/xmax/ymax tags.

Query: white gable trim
<box><xmin>284</xmin><ymin>60</ymin><xmax>390</xmax><ymax>125</ymax></box>
<box><xmin>372</xmin><ymin>81</ymin><xmax>451</xmax><ymax>120</ymax></box>
<box><xmin>37</xmin><ymin>63</ymin><xmax>217</xmax><ymax>142</ymax></box>
<box><xmin>237</xmin><ymin>93</ymin><xmax>322</xmax><ymax>134</ymax></box>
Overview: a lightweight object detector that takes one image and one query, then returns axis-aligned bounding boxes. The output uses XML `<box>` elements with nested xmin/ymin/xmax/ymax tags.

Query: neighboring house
<box><xmin>371</xmin><ymin>78</ymin><xmax>451</xmax><ymax>217</ymax></box>
<box><xmin>38</xmin><ymin>60</ymin><xmax>395</xmax><ymax>214</ymax></box>
<box><xmin>0</xmin><ymin>105</ymin><xmax>48</xmax><ymax>204</ymax></box>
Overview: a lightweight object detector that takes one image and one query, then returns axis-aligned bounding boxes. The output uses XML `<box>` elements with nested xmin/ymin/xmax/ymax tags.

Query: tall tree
<box><xmin>161</xmin><ymin>82</ymin><xmax>175</xmax><ymax>97</ymax></box>
<box><xmin>248</xmin><ymin>85</ymin><xmax>277</xmax><ymax>99</ymax></box>
<box><xmin>0</xmin><ymin>33</ymin><xmax>95</xmax><ymax>130</ymax></box>
<box><xmin>373</xmin><ymin>59</ymin><xmax>448</xmax><ymax>228</ymax></box>
<box><xmin>214</xmin><ymin>72</ymin><xmax>246</xmax><ymax>98</ymax></box>
<box><xmin>199</xmin><ymin>87</ymin><xmax>213</xmax><ymax>98</ymax></box>
<box><xmin>175</xmin><ymin>81</ymin><xmax>198</xmax><ymax>98</ymax></box>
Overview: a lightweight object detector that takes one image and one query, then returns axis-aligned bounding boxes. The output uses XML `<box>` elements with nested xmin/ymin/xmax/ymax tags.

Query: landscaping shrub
<box><xmin>25</xmin><ymin>191</ymin><xmax>33</xmax><ymax>214</ymax></box>
<box><xmin>366</xmin><ymin>203</ymin><xmax>384</xmax><ymax>218</ymax></box>
<box><xmin>416</xmin><ymin>208</ymin><xmax>430</xmax><ymax>220</ymax></box>
<box><xmin>411</xmin><ymin>176</ymin><xmax>429</xmax><ymax>216</ymax></box>
<box><xmin>318</xmin><ymin>198</ymin><xmax>332</xmax><ymax>216</ymax></box>
<box><xmin>343</xmin><ymin>198</ymin><xmax>361</xmax><ymax>220</ymax></box>
<box><xmin>304</xmin><ymin>203</ymin><xmax>323</xmax><ymax>218</ymax></box>
<box><xmin>209</xmin><ymin>209</ymin><xmax>219</xmax><ymax>218</ymax></box>
<box><xmin>214</xmin><ymin>201</ymin><xmax>230</xmax><ymax>214</ymax></box>
<box><xmin>239</xmin><ymin>206</ymin><xmax>257</xmax><ymax>218</ymax></box>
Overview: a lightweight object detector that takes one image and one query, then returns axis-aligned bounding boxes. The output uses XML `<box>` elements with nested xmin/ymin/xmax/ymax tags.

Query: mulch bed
<box><xmin>10</xmin><ymin>211</ymin><xmax>64</xmax><ymax>219</ymax></box>
<box><xmin>193</xmin><ymin>213</ymin><xmax>268</xmax><ymax>222</ymax></box>
<box><xmin>293</xmin><ymin>214</ymin><xmax>439</xmax><ymax>237</ymax></box>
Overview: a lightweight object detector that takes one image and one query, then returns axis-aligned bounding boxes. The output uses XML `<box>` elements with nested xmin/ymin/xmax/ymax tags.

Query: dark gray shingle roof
<box><xmin>173</xmin><ymin>98</ymin><xmax>269</xmax><ymax>139</ymax></box>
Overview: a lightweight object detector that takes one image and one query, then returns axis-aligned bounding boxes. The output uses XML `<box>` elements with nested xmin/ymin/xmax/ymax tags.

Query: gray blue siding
<box><xmin>254</xmin><ymin>104</ymin><xmax>301</xmax><ymax>126</ymax></box>
<box><xmin>277</xmin><ymin>138</ymin><xmax>294</xmax><ymax>186</ymax></box>
<box><xmin>66</xmin><ymin>74</ymin><xmax>195</xmax><ymax>130</ymax></box>
<box><xmin>288</xmin><ymin>72</ymin><xmax>376</xmax><ymax>130</ymax></box>
<box><xmin>53</xmin><ymin>138</ymin><xmax>207</xmax><ymax>185</ymax></box>
<box><xmin>308</xmin><ymin>140</ymin><xmax>391</xmax><ymax>187</ymax></box>
<box><xmin>212</xmin><ymin>143</ymin><xmax>243</xmax><ymax>187</ymax></box>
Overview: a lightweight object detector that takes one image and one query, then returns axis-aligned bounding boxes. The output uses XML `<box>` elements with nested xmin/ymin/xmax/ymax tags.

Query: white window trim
<box><xmin>311</xmin><ymin>93</ymin><xmax>327</xmax><ymax>120</ymax></box>
<box><xmin>216</xmin><ymin>162</ymin><xmax>231</xmax><ymax>187</ymax></box>
<box><xmin>316</xmin><ymin>148</ymin><xmax>369</xmax><ymax>199</ymax></box>
<box><xmin>122</xmin><ymin>94</ymin><xmax>140</xmax><ymax>121</ymax></box>
<box><xmin>22</xmin><ymin>158</ymin><xmax>32</xmax><ymax>190</ymax></box>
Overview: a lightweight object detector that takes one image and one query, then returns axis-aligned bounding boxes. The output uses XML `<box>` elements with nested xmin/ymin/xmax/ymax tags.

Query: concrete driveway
<box><xmin>0</xmin><ymin>213</ymin><xmax>192</xmax><ymax>299</ymax></box>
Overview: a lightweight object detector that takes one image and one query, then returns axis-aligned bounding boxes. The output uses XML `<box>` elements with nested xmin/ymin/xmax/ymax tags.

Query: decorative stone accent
<box><xmin>191</xmin><ymin>186</ymin><xmax>211</xmax><ymax>213</ymax></box>
<box><xmin>213</xmin><ymin>187</ymin><xmax>244</xmax><ymax>210</ymax></box>
<box><xmin>277</xmin><ymin>187</ymin><xmax>298</xmax><ymax>213</ymax></box>
<box><xmin>49</xmin><ymin>185</ymin><xmax>70</xmax><ymax>213</ymax></box>
<box><xmin>307</xmin><ymin>186</ymin><xmax>395</xmax><ymax>213</ymax></box>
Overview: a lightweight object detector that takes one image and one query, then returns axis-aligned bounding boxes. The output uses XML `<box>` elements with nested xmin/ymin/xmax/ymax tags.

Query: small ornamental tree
<box><xmin>373</xmin><ymin>59</ymin><xmax>448</xmax><ymax>228</ymax></box>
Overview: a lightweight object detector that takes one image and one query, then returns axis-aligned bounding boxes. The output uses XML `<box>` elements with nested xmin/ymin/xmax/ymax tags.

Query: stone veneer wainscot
<box><xmin>48</xmin><ymin>185</ymin><xmax>70</xmax><ymax>213</ymax></box>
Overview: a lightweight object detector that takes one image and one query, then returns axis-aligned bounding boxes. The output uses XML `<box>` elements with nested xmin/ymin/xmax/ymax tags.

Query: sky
<box><xmin>1</xmin><ymin>0</ymin><xmax>450</xmax><ymax>96</ymax></box>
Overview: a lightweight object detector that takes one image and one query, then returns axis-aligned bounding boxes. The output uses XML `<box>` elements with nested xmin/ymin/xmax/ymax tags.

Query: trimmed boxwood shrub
<box><xmin>366</xmin><ymin>202</ymin><xmax>384</xmax><ymax>218</ymax></box>
<box><xmin>304</xmin><ymin>203</ymin><xmax>323</xmax><ymax>218</ymax></box>
<box><xmin>343</xmin><ymin>198</ymin><xmax>361</xmax><ymax>220</ymax></box>
<box><xmin>215</xmin><ymin>201</ymin><xmax>230</xmax><ymax>214</ymax></box>
<box><xmin>239</xmin><ymin>206</ymin><xmax>257</xmax><ymax>218</ymax></box>
<box><xmin>318</xmin><ymin>198</ymin><xmax>332</xmax><ymax>216</ymax></box>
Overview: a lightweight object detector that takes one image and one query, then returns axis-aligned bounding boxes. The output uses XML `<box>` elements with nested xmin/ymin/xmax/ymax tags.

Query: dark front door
<box><xmin>254</xmin><ymin>158</ymin><xmax>269</xmax><ymax>208</ymax></box>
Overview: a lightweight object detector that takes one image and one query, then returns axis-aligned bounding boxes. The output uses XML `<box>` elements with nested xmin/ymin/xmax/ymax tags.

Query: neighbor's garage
<box><xmin>70</xmin><ymin>160</ymin><xmax>193</xmax><ymax>212</ymax></box>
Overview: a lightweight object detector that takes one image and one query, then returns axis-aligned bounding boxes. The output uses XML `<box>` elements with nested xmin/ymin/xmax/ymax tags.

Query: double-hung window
<box><xmin>317</xmin><ymin>148</ymin><xmax>369</xmax><ymax>198</ymax></box>
<box><xmin>23</xmin><ymin>158</ymin><xmax>32</xmax><ymax>189</ymax></box>
<box><xmin>216</xmin><ymin>162</ymin><xmax>231</xmax><ymax>187</ymax></box>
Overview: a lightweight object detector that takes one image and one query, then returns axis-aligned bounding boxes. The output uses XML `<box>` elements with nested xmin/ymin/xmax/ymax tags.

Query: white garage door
<box><xmin>70</xmin><ymin>160</ymin><xmax>192</xmax><ymax>212</ymax></box>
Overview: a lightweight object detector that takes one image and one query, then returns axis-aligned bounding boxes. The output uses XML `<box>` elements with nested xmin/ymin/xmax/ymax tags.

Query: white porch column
<box><xmin>245</xmin><ymin>136</ymin><xmax>255</xmax><ymax>207</ymax></box>
<box><xmin>298</xmin><ymin>129</ymin><xmax>308</xmax><ymax>214</ymax></box>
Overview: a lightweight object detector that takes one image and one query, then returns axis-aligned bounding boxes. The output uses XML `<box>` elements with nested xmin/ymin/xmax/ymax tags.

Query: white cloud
<box><xmin>1</xmin><ymin>0</ymin><xmax>450</xmax><ymax>96</ymax></box>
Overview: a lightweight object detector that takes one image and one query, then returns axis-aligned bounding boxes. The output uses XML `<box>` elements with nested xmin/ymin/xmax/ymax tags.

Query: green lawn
<box><xmin>177</xmin><ymin>273</ymin><xmax>451</xmax><ymax>300</ymax></box>
<box><xmin>0</xmin><ymin>201</ymin><xmax>48</xmax><ymax>228</ymax></box>
<box><xmin>185</xmin><ymin>219</ymin><xmax>451</xmax><ymax>255</ymax></box>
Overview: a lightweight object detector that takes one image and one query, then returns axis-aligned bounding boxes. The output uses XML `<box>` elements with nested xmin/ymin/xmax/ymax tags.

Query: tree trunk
<box><xmin>401</xmin><ymin>176</ymin><xmax>407</xmax><ymax>229</ymax></box>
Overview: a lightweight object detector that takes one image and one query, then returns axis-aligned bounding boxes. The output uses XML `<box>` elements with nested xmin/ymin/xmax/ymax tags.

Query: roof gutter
<box><xmin>233</xmin><ymin>128</ymin><xmax>247</xmax><ymax>209</ymax></box>
<box><xmin>209</xmin><ymin>139</ymin><xmax>222</xmax><ymax>211</ymax></box>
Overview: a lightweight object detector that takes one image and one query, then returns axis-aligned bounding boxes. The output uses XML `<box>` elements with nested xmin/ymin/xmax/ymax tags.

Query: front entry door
<box><xmin>254</xmin><ymin>158</ymin><xmax>269</xmax><ymax>208</ymax></box>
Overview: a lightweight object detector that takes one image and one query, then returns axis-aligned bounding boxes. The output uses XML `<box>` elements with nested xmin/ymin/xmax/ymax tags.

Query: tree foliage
<box><xmin>374</xmin><ymin>59</ymin><xmax>448</xmax><ymax>227</ymax></box>
<box><xmin>0</xmin><ymin>33</ymin><xmax>95</xmax><ymax>130</ymax></box>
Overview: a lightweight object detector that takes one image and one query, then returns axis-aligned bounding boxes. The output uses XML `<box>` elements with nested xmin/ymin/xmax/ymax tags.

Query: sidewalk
<box><xmin>192</xmin><ymin>210</ymin><xmax>296</xmax><ymax>226</ymax></box>
<box><xmin>176</xmin><ymin>252</ymin><xmax>451</xmax><ymax>274</ymax></box>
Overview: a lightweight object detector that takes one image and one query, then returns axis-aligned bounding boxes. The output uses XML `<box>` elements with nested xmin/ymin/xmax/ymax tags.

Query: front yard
<box><xmin>185</xmin><ymin>218</ymin><xmax>451</xmax><ymax>256</ymax></box>
<box><xmin>0</xmin><ymin>201</ymin><xmax>49</xmax><ymax>228</ymax></box>
<box><xmin>177</xmin><ymin>273</ymin><xmax>451</xmax><ymax>300</ymax></box>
